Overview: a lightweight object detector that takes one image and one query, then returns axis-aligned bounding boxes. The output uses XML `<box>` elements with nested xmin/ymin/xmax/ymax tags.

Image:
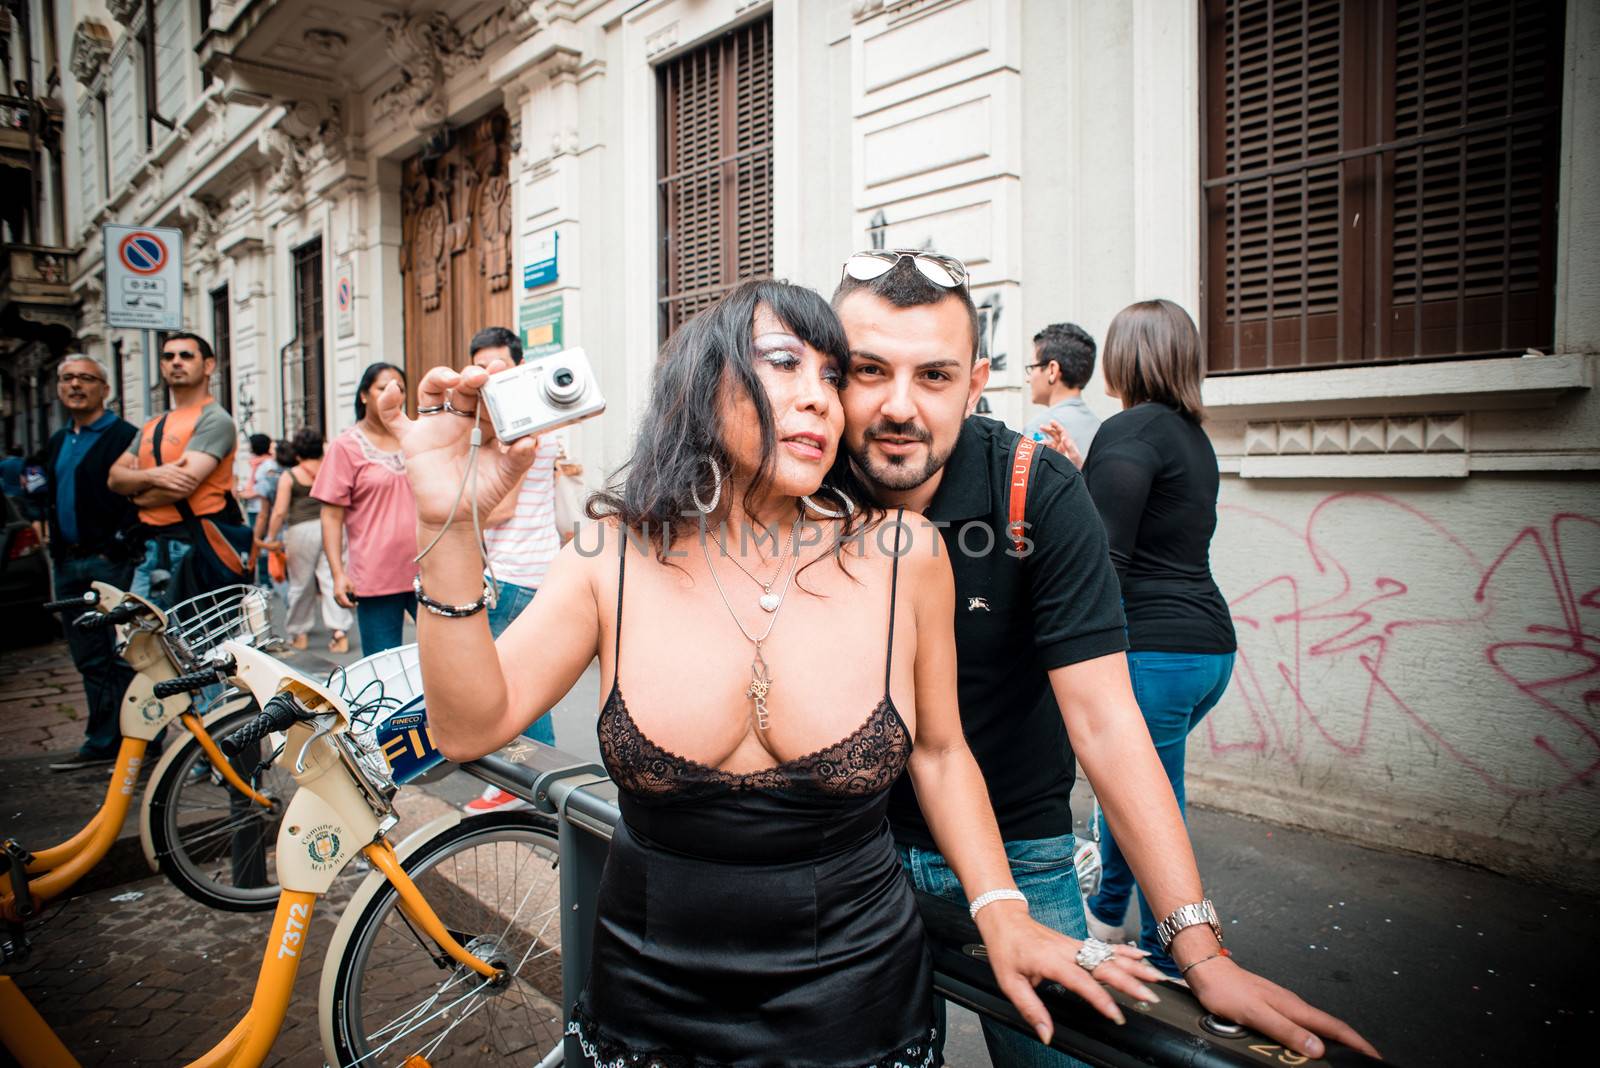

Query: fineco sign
<box><xmin>104</xmin><ymin>223</ymin><xmax>184</xmax><ymax>331</ymax></box>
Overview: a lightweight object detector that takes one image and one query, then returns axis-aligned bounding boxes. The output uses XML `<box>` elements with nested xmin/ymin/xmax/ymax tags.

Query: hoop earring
<box><xmin>691</xmin><ymin>455</ymin><xmax>724</xmax><ymax>514</ymax></box>
<box><xmin>800</xmin><ymin>487</ymin><xmax>855</xmax><ymax>519</ymax></box>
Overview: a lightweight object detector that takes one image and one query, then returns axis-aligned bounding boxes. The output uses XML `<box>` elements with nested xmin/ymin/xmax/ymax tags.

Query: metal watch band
<box><xmin>1155</xmin><ymin>899</ymin><xmax>1223</xmax><ymax>951</ymax></box>
<box><xmin>968</xmin><ymin>889</ymin><xmax>1028</xmax><ymax>920</ymax></box>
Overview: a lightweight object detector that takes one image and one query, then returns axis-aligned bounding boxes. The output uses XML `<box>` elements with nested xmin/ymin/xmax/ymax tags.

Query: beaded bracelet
<box><xmin>413</xmin><ymin>573</ymin><xmax>497</xmax><ymax>617</ymax></box>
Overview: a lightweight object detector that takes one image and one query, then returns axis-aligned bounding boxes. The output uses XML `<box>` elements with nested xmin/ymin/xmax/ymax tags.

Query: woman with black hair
<box><xmin>383</xmin><ymin>280</ymin><xmax>1164</xmax><ymax>1065</ymax></box>
<box><xmin>312</xmin><ymin>362</ymin><xmax>417</xmax><ymax>654</ymax></box>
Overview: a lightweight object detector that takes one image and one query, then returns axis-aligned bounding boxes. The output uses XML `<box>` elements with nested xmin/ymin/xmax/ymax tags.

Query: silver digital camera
<box><xmin>480</xmin><ymin>347</ymin><xmax>606</xmax><ymax>445</ymax></box>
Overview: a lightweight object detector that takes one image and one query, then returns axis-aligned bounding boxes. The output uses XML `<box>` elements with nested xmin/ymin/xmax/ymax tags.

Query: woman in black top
<box><xmin>1080</xmin><ymin>299</ymin><xmax>1237</xmax><ymax>978</ymax></box>
<box><xmin>387</xmin><ymin>281</ymin><xmax>1164</xmax><ymax>1065</ymax></box>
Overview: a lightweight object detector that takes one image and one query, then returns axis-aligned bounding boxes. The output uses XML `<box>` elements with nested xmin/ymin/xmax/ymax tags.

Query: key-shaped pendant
<box><xmin>747</xmin><ymin>644</ymin><xmax>774</xmax><ymax>731</ymax></box>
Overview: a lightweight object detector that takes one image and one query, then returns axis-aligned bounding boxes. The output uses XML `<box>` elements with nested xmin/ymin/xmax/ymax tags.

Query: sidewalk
<box><xmin>3</xmin><ymin>630</ymin><xmax>1592</xmax><ymax>1066</ymax></box>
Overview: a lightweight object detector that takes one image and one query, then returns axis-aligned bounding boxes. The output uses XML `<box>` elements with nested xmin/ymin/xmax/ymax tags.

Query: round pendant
<box><xmin>759</xmin><ymin>592</ymin><xmax>781</xmax><ymax>612</ymax></box>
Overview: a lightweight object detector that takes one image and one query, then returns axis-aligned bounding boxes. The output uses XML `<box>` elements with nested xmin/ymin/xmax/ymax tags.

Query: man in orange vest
<box><xmin>107</xmin><ymin>332</ymin><xmax>240</xmax><ymax>606</ymax></box>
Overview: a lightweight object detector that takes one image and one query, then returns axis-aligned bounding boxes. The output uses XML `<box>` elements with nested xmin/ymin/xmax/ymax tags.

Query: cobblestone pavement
<box><xmin>0</xmin><ymin>642</ymin><xmax>92</xmax><ymax>757</ymax></box>
<box><xmin>7</xmin><ymin>875</ymin><xmax>335</xmax><ymax>1066</ymax></box>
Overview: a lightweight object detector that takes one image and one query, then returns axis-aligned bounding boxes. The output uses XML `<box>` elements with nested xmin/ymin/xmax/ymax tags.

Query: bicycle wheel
<box><xmin>142</xmin><ymin>698</ymin><xmax>292</xmax><ymax>911</ymax></box>
<box><xmin>321</xmin><ymin>811</ymin><xmax>565</xmax><ymax>1066</ymax></box>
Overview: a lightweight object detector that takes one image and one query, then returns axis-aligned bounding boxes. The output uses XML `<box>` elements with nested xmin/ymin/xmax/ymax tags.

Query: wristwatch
<box><xmin>1155</xmin><ymin>899</ymin><xmax>1223</xmax><ymax>951</ymax></box>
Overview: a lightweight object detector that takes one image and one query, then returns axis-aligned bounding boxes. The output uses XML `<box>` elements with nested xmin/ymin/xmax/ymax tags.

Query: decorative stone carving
<box><xmin>76</xmin><ymin>276</ymin><xmax>107</xmax><ymax>346</ymax></box>
<box><xmin>107</xmin><ymin>0</ymin><xmax>141</xmax><ymax>29</ymax></box>
<box><xmin>480</xmin><ymin>174</ymin><xmax>512</xmax><ymax>291</ymax></box>
<box><xmin>1277</xmin><ymin>421</ymin><xmax>1312</xmax><ymax>455</ymax></box>
<box><xmin>1311</xmin><ymin>420</ymin><xmax>1349</xmax><ymax>454</ymax></box>
<box><xmin>1349</xmin><ymin>418</ymin><xmax>1386</xmax><ymax>453</ymax></box>
<box><xmin>1244</xmin><ymin>415</ymin><xmax>1468</xmax><ymax>457</ymax></box>
<box><xmin>1424</xmin><ymin>414</ymin><xmax>1467</xmax><ymax>452</ymax></box>
<box><xmin>181</xmin><ymin>197</ymin><xmax>224</xmax><ymax>271</ymax></box>
<box><xmin>69</xmin><ymin>19</ymin><xmax>113</xmax><ymax>84</ymax></box>
<box><xmin>259</xmin><ymin>126</ymin><xmax>310</xmax><ymax>210</ymax></box>
<box><xmin>1244</xmin><ymin>422</ymin><xmax>1279</xmax><ymax>456</ymax></box>
<box><xmin>375</xmin><ymin>12</ymin><xmax>471</xmax><ymax>129</ymax></box>
<box><xmin>1385</xmin><ymin>416</ymin><xmax>1424</xmax><ymax>453</ymax></box>
<box><xmin>303</xmin><ymin>29</ymin><xmax>348</xmax><ymax>60</ymax></box>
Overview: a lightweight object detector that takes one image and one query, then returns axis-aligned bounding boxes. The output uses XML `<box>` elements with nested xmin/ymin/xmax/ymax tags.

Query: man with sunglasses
<box><xmin>833</xmin><ymin>250</ymin><xmax>1375</xmax><ymax>1066</ymax></box>
<box><xmin>41</xmin><ymin>356</ymin><xmax>139</xmax><ymax>770</ymax></box>
<box><xmin>108</xmin><ymin>332</ymin><xmax>242</xmax><ymax>605</ymax></box>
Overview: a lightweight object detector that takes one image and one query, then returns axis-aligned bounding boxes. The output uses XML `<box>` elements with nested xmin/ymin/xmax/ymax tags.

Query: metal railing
<box><xmin>466</xmin><ymin>748</ymin><xmax>1388</xmax><ymax>1068</ymax></box>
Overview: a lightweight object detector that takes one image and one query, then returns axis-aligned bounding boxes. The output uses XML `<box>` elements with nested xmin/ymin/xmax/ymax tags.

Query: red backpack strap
<box><xmin>1007</xmin><ymin>436</ymin><xmax>1038</xmax><ymax>553</ymax></box>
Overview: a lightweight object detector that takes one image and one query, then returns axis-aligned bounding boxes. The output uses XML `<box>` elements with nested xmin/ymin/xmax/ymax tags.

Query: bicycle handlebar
<box><xmin>44</xmin><ymin>592</ymin><xmax>98</xmax><ymax>611</ymax></box>
<box><xmin>73</xmin><ymin>601</ymin><xmax>146</xmax><ymax>631</ymax></box>
<box><xmin>220</xmin><ymin>692</ymin><xmax>305</xmax><ymax>758</ymax></box>
<box><xmin>153</xmin><ymin>666</ymin><xmax>229</xmax><ymax>699</ymax></box>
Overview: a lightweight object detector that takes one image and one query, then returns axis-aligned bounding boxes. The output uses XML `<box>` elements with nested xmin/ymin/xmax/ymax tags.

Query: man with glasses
<box><xmin>107</xmin><ymin>332</ymin><xmax>241</xmax><ymax>605</ymax></box>
<box><xmin>1022</xmin><ymin>322</ymin><xmax>1102</xmax><ymax>464</ymax></box>
<box><xmin>832</xmin><ymin>251</ymin><xmax>1374</xmax><ymax>1066</ymax></box>
<box><xmin>41</xmin><ymin>356</ymin><xmax>140</xmax><ymax>770</ymax></box>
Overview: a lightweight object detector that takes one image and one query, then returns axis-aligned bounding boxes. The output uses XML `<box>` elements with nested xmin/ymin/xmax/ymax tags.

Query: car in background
<box><xmin>1</xmin><ymin>493</ymin><xmax>53</xmax><ymax>644</ymax></box>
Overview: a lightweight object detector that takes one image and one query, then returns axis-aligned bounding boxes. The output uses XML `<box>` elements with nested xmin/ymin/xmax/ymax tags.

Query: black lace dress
<box><xmin>567</xmin><ymin>520</ymin><xmax>939</xmax><ymax>1068</ymax></box>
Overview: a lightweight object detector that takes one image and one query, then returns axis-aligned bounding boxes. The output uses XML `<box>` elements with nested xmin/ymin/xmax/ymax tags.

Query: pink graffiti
<box><xmin>1212</xmin><ymin>493</ymin><xmax>1600</xmax><ymax>797</ymax></box>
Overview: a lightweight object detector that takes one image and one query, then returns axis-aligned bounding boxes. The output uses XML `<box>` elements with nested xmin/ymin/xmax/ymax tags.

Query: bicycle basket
<box><xmin>330</xmin><ymin>645</ymin><xmax>453</xmax><ymax>789</ymax></box>
<box><xmin>162</xmin><ymin>585</ymin><xmax>274</xmax><ymax>671</ymax></box>
<box><xmin>327</xmin><ymin>643</ymin><xmax>424</xmax><ymax>731</ymax></box>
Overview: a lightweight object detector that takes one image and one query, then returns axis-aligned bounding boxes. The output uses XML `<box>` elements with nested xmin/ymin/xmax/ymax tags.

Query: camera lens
<box><xmin>543</xmin><ymin>364</ymin><xmax>583</xmax><ymax>406</ymax></box>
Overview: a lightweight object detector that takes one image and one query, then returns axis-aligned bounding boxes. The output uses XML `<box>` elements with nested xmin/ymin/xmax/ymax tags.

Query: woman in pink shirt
<box><xmin>313</xmin><ymin>362</ymin><xmax>418</xmax><ymax>654</ymax></box>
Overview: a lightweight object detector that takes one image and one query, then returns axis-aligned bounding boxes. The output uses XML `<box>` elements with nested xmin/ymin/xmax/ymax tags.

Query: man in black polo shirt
<box><xmin>833</xmin><ymin>252</ymin><xmax>1373</xmax><ymax>1066</ymax></box>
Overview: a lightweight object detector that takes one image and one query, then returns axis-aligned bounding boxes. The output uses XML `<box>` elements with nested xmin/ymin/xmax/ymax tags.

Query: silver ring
<box><xmin>416</xmin><ymin>404</ymin><xmax>446</xmax><ymax>415</ymax></box>
<box><xmin>443</xmin><ymin>398</ymin><xmax>478</xmax><ymax>419</ymax></box>
<box><xmin>1075</xmin><ymin>937</ymin><xmax>1116</xmax><ymax>973</ymax></box>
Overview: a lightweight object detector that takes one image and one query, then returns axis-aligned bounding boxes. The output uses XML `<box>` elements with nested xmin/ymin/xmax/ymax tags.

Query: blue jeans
<box><xmin>355</xmin><ymin>591</ymin><xmax>416</xmax><ymax>655</ymax></box>
<box><xmin>132</xmin><ymin>537</ymin><xmax>192</xmax><ymax>608</ymax></box>
<box><xmin>1087</xmin><ymin>650</ymin><xmax>1235</xmax><ymax>976</ymax></box>
<box><xmin>899</xmin><ymin>834</ymin><xmax>1092</xmax><ymax>1068</ymax></box>
<box><xmin>55</xmin><ymin>554</ymin><xmax>137</xmax><ymax>756</ymax></box>
<box><xmin>487</xmin><ymin>580</ymin><xmax>555</xmax><ymax>745</ymax></box>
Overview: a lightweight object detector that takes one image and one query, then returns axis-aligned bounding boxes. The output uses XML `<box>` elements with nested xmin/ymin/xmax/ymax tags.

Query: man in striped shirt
<box><xmin>466</xmin><ymin>327</ymin><xmax>563</xmax><ymax>812</ymax></box>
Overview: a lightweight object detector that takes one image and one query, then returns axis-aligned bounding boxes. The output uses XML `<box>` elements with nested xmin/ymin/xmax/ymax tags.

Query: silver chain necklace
<box><xmin>701</xmin><ymin>511</ymin><xmax>804</xmax><ymax>731</ymax></box>
<box><xmin>711</xmin><ymin>517</ymin><xmax>800</xmax><ymax>612</ymax></box>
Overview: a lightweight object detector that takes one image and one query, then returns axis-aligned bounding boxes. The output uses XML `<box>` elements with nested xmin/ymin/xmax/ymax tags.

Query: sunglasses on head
<box><xmin>841</xmin><ymin>249</ymin><xmax>969</xmax><ymax>290</ymax></box>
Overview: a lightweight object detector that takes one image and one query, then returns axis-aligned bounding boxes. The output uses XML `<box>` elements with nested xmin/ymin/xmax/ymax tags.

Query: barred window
<box><xmin>1202</xmin><ymin>0</ymin><xmax>1564</xmax><ymax>373</ymax></box>
<box><xmin>288</xmin><ymin>239</ymin><xmax>325</xmax><ymax>434</ymax></box>
<box><xmin>657</xmin><ymin>16</ymin><xmax>774</xmax><ymax>341</ymax></box>
<box><xmin>211</xmin><ymin>285</ymin><xmax>231</xmax><ymax>412</ymax></box>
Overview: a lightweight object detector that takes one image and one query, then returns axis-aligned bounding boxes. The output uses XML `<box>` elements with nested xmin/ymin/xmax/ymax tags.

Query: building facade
<box><xmin>8</xmin><ymin>0</ymin><xmax>1598</xmax><ymax>891</ymax></box>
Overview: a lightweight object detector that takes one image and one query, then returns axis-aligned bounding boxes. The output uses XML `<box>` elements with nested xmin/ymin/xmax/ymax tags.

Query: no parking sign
<box><xmin>334</xmin><ymin>257</ymin><xmax>355</xmax><ymax>338</ymax></box>
<box><xmin>104</xmin><ymin>224</ymin><xmax>183</xmax><ymax>330</ymax></box>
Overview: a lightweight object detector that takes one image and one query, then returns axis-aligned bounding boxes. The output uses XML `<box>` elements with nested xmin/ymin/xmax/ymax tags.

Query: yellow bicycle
<box><xmin>2</xmin><ymin>584</ymin><xmax>287</xmax><ymax>921</ymax></box>
<box><xmin>1</xmin><ymin>635</ymin><xmax>563</xmax><ymax>1066</ymax></box>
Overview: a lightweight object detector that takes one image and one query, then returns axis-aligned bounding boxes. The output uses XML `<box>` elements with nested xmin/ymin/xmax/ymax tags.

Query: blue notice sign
<box><xmin>523</xmin><ymin>230</ymin><xmax>559</xmax><ymax>289</ymax></box>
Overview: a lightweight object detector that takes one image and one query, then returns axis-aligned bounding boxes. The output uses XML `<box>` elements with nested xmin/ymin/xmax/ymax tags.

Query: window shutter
<box><xmin>658</xmin><ymin>17</ymin><xmax>774</xmax><ymax>340</ymax></box>
<box><xmin>108</xmin><ymin>48</ymin><xmax>138</xmax><ymax>190</ymax></box>
<box><xmin>1387</xmin><ymin>0</ymin><xmax>1563</xmax><ymax>358</ymax></box>
<box><xmin>1203</xmin><ymin>0</ymin><xmax>1562</xmax><ymax>373</ymax></box>
<box><xmin>78</xmin><ymin>98</ymin><xmax>101</xmax><ymax>214</ymax></box>
<box><xmin>154</xmin><ymin>0</ymin><xmax>187</xmax><ymax>122</ymax></box>
<box><xmin>1205</xmin><ymin>0</ymin><xmax>1347</xmax><ymax>372</ymax></box>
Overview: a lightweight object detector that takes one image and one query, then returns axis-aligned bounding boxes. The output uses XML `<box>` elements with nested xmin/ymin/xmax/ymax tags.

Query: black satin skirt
<box><xmin>570</xmin><ymin>790</ymin><xmax>939</xmax><ymax>1068</ymax></box>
